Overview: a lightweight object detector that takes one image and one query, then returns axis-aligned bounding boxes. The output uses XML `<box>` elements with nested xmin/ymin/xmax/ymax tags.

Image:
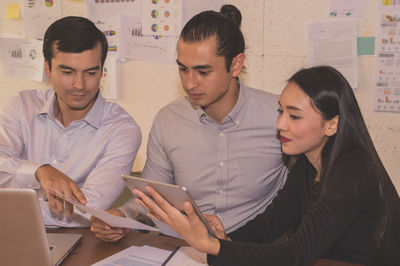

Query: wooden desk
<box><xmin>47</xmin><ymin>227</ymin><xmax>365</xmax><ymax>266</ymax></box>
<box><xmin>46</xmin><ymin>228</ymin><xmax>186</xmax><ymax>265</ymax></box>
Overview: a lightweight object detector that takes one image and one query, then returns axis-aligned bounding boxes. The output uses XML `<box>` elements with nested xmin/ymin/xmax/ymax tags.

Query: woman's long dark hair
<box><xmin>288</xmin><ymin>66</ymin><xmax>400</xmax><ymax>264</ymax></box>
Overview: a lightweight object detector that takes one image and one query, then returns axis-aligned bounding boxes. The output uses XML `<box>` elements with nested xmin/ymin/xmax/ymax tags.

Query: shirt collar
<box><xmin>194</xmin><ymin>79</ymin><xmax>248</xmax><ymax>124</ymax></box>
<box><xmin>37</xmin><ymin>90</ymin><xmax>57</xmax><ymax>120</ymax></box>
<box><xmin>37</xmin><ymin>90</ymin><xmax>104</xmax><ymax>129</ymax></box>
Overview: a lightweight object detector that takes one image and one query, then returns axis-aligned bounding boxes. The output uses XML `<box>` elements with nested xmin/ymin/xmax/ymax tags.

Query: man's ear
<box><xmin>231</xmin><ymin>53</ymin><xmax>245</xmax><ymax>77</ymax></box>
<box><xmin>325</xmin><ymin>115</ymin><xmax>339</xmax><ymax>137</ymax></box>
<box><xmin>44</xmin><ymin>60</ymin><xmax>51</xmax><ymax>78</ymax></box>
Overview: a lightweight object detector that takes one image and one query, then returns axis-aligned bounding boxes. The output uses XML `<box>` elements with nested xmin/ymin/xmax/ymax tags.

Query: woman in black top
<box><xmin>134</xmin><ymin>66</ymin><xmax>400</xmax><ymax>265</ymax></box>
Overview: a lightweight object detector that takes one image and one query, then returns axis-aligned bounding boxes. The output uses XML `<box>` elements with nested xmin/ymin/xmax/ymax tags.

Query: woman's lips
<box><xmin>280</xmin><ymin>136</ymin><xmax>291</xmax><ymax>143</ymax></box>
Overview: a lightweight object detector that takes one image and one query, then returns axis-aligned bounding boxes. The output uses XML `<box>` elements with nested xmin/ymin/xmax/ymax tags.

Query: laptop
<box><xmin>0</xmin><ymin>188</ymin><xmax>82</xmax><ymax>266</ymax></box>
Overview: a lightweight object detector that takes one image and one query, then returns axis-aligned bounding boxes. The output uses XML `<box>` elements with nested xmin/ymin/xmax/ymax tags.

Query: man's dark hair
<box><xmin>180</xmin><ymin>5</ymin><xmax>245</xmax><ymax>72</ymax></box>
<box><xmin>43</xmin><ymin>16</ymin><xmax>108</xmax><ymax>70</ymax></box>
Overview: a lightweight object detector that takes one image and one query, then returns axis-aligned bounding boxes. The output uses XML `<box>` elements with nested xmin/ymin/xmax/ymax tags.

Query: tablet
<box><xmin>121</xmin><ymin>174</ymin><xmax>216</xmax><ymax>238</ymax></box>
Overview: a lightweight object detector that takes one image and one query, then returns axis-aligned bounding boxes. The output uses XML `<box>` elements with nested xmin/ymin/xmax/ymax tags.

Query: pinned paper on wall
<box><xmin>0</xmin><ymin>38</ymin><xmax>44</xmax><ymax>82</ymax></box>
<box><xmin>308</xmin><ymin>20</ymin><xmax>358</xmax><ymax>89</ymax></box>
<box><xmin>23</xmin><ymin>0</ymin><xmax>62</xmax><ymax>39</ymax></box>
<box><xmin>373</xmin><ymin>12</ymin><xmax>400</xmax><ymax>113</ymax></box>
<box><xmin>329</xmin><ymin>0</ymin><xmax>366</xmax><ymax>18</ymax></box>
<box><xmin>100</xmin><ymin>55</ymin><xmax>118</xmax><ymax>100</ymax></box>
<box><xmin>94</xmin><ymin>18</ymin><xmax>121</xmax><ymax>57</ymax></box>
<box><xmin>120</xmin><ymin>14</ymin><xmax>177</xmax><ymax>64</ymax></box>
<box><xmin>5</xmin><ymin>4</ymin><xmax>20</xmax><ymax>19</ymax></box>
<box><xmin>86</xmin><ymin>0</ymin><xmax>141</xmax><ymax>20</ymax></box>
<box><xmin>86</xmin><ymin>0</ymin><xmax>142</xmax><ymax>60</ymax></box>
<box><xmin>142</xmin><ymin>0</ymin><xmax>182</xmax><ymax>36</ymax></box>
<box><xmin>379</xmin><ymin>0</ymin><xmax>400</xmax><ymax>12</ymax></box>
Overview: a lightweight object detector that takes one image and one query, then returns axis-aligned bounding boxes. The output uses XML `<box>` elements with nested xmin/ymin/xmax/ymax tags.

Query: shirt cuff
<box><xmin>15</xmin><ymin>161</ymin><xmax>44</xmax><ymax>189</ymax></box>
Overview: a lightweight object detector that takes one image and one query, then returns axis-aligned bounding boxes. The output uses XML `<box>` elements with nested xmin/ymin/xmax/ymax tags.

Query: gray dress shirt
<box><xmin>0</xmin><ymin>89</ymin><xmax>141</xmax><ymax>227</ymax></box>
<box><xmin>141</xmin><ymin>81</ymin><xmax>288</xmax><ymax>232</ymax></box>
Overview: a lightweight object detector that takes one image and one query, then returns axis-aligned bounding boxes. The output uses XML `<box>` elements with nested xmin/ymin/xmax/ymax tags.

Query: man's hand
<box><xmin>90</xmin><ymin>208</ymin><xmax>130</xmax><ymax>242</ymax></box>
<box><xmin>35</xmin><ymin>165</ymin><xmax>87</xmax><ymax>216</ymax></box>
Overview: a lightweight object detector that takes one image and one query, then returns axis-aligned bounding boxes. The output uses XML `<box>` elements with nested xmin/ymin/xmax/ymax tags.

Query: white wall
<box><xmin>0</xmin><ymin>0</ymin><xmax>399</xmax><ymax>191</ymax></box>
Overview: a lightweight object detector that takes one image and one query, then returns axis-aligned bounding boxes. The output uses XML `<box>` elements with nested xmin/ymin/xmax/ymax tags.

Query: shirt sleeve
<box><xmin>79</xmin><ymin>124</ymin><xmax>142</xmax><ymax>211</ymax></box>
<box><xmin>141</xmin><ymin>113</ymin><xmax>174</xmax><ymax>183</ymax></box>
<box><xmin>0</xmin><ymin>94</ymin><xmax>42</xmax><ymax>189</ymax></box>
<box><xmin>42</xmin><ymin>122</ymin><xmax>142</xmax><ymax>227</ymax></box>
<box><xmin>210</xmin><ymin>154</ymin><xmax>374</xmax><ymax>266</ymax></box>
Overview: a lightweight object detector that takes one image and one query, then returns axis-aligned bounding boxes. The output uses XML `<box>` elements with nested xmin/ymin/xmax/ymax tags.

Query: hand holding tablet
<box><xmin>122</xmin><ymin>174</ymin><xmax>217</xmax><ymax>238</ymax></box>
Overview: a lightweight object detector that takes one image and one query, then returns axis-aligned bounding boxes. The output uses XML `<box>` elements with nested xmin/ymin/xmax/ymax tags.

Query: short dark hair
<box><xmin>43</xmin><ymin>16</ymin><xmax>108</xmax><ymax>70</ymax></box>
<box><xmin>288</xmin><ymin>66</ymin><xmax>400</xmax><ymax>264</ymax></box>
<box><xmin>180</xmin><ymin>5</ymin><xmax>245</xmax><ymax>72</ymax></box>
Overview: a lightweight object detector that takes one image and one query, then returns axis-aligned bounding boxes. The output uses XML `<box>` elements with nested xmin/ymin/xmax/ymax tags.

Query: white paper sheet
<box><xmin>22</xmin><ymin>0</ymin><xmax>62</xmax><ymax>39</ymax></box>
<box><xmin>91</xmin><ymin>245</ymin><xmax>172</xmax><ymax>266</ymax></box>
<box><xmin>152</xmin><ymin>219</ymin><xmax>181</xmax><ymax>239</ymax></box>
<box><xmin>120</xmin><ymin>14</ymin><xmax>177</xmax><ymax>64</ymax></box>
<box><xmin>49</xmin><ymin>187</ymin><xmax>158</xmax><ymax>231</ymax></box>
<box><xmin>165</xmin><ymin>247</ymin><xmax>208</xmax><ymax>266</ymax></box>
<box><xmin>100</xmin><ymin>54</ymin><xmax>119</xmax><ymax>100</ymax></box>
<box><xmin>86</xmin><ymin>0</ymin><xmax>141</xmax><ymax>19</ymax></box>
<box><xmin>329</xmin><ymin>0</ymin><xmax>366</xmax><ymax>18</ymax></box>
<box><xmin>94</xmin><ymin>17</ymin><xmax>121</xmax><ymax>58</ymax></box>
<box><xmin>308</xmin><ymin>20</ymin><xmax>358</xmax><ymax>89</ymax></box>
<box><xmin>86</xmin><ymin>0</ymin><xmax>142</xmax><ymax>59</ymax></box>
<box><xmin>142</xmin><ymin>0</ymin><xmax>182</xmax><ymax>36</ymax></box>
<box><xmin>0</xmin><ymin>37</ymin><xmax>44</xmax><ymax>81</ymax></box>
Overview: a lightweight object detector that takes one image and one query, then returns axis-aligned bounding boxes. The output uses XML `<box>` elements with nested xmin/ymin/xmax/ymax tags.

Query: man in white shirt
<box><xmin>0</xmin><ymin>16</ymin><xmax>141</xmax><ymax>227</ymax></box>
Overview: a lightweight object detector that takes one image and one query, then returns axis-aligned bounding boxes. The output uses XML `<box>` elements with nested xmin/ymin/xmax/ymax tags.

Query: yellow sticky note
<box><xmin>5</xmin><ymin>4</ymin><xmax>20</xmax><ymax>19</ymax></box>
<box><xmin>383</xmin><ymin>0</ymin><xmax>392</xmax><ymax>6</ymax></box>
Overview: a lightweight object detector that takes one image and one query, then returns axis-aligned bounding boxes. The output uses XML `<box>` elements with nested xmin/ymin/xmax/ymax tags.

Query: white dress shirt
<box><xmin>0</xmin><ymin>89</ymin><xmax>141</xmax><ymax>227</ymax></box>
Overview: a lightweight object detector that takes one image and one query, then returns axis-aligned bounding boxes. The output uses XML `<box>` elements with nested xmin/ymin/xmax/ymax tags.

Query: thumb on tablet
<box><xmin>183</xmin><ymin>201</ymin><xmax>201</xmax><ymax>226</ymax></box>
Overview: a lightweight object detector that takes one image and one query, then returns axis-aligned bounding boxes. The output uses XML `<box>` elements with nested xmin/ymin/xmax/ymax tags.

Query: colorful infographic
<box><xmin>374</xmin><ymin>13</ymin><xmax>400</xmax><ymax>112</ymax></box>
<box><xmin>142</xmin><ymin>0</ymin><xmax>182</xmax><ymax>36</ymax></box>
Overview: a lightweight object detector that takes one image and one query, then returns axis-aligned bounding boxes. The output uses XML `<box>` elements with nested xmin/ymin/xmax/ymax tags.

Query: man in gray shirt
<box><xmin>90</xmin><ymin>5</ymin><xmax>287</xmax><ymax>241</ymax></box>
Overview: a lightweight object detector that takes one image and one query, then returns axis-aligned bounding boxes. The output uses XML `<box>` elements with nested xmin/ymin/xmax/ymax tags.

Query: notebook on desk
<box><xmin>0</xmin><ymin>188</ymin><xmax>82</xmax><ymax>266</ymax></box>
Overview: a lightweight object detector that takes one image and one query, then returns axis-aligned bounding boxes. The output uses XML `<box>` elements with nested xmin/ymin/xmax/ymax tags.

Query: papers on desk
<box><xmin>91</xmin><ymin>245</ymin><xmax>171</xmax><ymax>266</ymax></box>
<box><xmin>91</xmin><ymin>245</ymin><xmax>208</xmax><ymax>266</ymax></box>
<box><xmin>49</xmin><ymin>187</ymin><xmax>159</xmax><ymax>232</ymax></box>
<box><xmin>164</xmin><ymin>247</ymin><xmax>208</xmax><ymax>265</ymax></box>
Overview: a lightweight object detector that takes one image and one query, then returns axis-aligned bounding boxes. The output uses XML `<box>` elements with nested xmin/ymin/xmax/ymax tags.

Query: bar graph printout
<box><xmin>0</xmin><ymin>37</ymin><xmax>44</xmax><ymax>82</ymax></box>
<box><xmin>374</xmin><ymin>2</ymin><xmax>400</xmax><ymax>112</ymax></box>
<box><xmin>120</xmin><ymin>14</ymin><xmax>177</xmax><ymax>64</ymax></box>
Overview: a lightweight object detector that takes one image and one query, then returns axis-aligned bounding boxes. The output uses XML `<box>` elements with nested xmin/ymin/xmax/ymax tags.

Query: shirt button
<box><xmin>236</xmin><ymin>120</ymin><xmax>240</xmax><ymax>125</ymax></box>
<box><xmin>219</xmin><ymin>161</ymin><xmax>224</xmax><ymax>166</ymax></box>
<box><xmin>219</xmin><ymin>132</ymin><xmax>224</xmax><ymax>137</ymax></box>
<box><xmin>52</xmin><ymin>160</ymin><xmax>57</xmax><ymax>164</ymax></box>
<box><xmin>218</xmin><ymin>189</ymin><xmax>224</xmax><ymax>194</ymax></box>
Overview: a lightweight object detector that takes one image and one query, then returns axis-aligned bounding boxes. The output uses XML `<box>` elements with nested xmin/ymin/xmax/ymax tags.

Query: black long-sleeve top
<box><xmin>209</xmin><ymin>151</ymin><xmax>382</xmax><ymax>266</ymax></box>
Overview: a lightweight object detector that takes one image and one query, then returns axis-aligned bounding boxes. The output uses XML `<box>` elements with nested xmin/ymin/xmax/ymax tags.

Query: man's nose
<box><xmin>184</xmin><ymin>70</ymin><xmax>198</xmax><ymax>90</ymax></box>
<box><xmin>73</xmin><ymin>73</ymin><xmax>84</xmax><ymax>89</ymax></box>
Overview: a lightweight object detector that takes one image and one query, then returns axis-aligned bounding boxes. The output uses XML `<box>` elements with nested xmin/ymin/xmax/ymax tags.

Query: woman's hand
<box><xmin>133</xmin><ymin>186</ymin><xmax>221</xmax><ymax>255</ymax></box>
<box><xmin>204</xmin><ymin>214</ymin><xmax>230</xmax><ymax>241</ymax></box>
